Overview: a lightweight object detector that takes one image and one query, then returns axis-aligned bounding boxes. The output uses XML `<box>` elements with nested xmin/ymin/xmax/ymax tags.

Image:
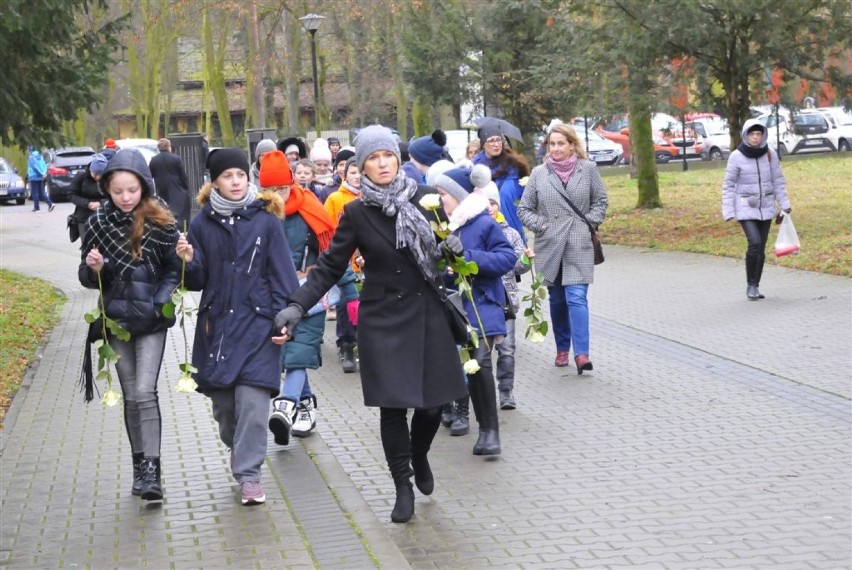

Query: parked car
<box><xmin>0</xmin><ymin>158</ymin><xmax>28</xmax><ymax>205</ymax></box>
<box><xmin>115</xmin><ymin>138</ymin><xmax>160</xmax><ymax>164</ymax></box>
<box><xmin>45</xmin><ymin>147</ymin><xmax>96</xmax><ymax>202</ymax></box>
<box><xmin>756</xmin><ymin>111</ymin><xmax>800</xmax><ymax>156</ymax></box>
<box><xmin>577</xmin><ymin>128</ymin><xmax>624</xmax><ymax>166</ymax></box>
<box><xmin>815</xmin><ymin>107</ymin><xmax>852</xmax><ymax>152</ymax></box>
<box><xmin>595</xmin><ymin>115</ymin><xmax>700</xmax><ymax>163</ymax></box>
<box><xmin>690</xmin><ymin>118</ymin><xmax>731</xmax><ymax>161</ymax></box>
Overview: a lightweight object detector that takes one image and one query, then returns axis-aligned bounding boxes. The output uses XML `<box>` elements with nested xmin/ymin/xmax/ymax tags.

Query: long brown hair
<box><xmin>130</xmin><ymin>198</ymin><xmax>176</xmax><ymax>259</ymax></box>
<box><xmin>488</xmin><ymin>144</ymin><xmax>530</xmax><ymax>179</ymax></box>
<box><xmin>545</xmin><ymin>124</ymin><xmax>589</xmax><ymax>160</ymax></box>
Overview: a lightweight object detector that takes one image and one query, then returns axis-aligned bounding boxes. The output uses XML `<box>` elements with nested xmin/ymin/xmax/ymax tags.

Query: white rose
<box><xmin>418</xmin><ymin>194</ymin><xmax>441</xmax><ymax>210</ymax></box>
<box><xmin>463</xmin><ymin>359</ymin><xmax>481</xmax><ymax>374</ymax></box>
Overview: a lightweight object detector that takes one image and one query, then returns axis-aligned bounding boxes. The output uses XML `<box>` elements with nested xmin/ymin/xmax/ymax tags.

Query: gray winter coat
<box><xmin>518</xmin><ymin>159</ymin><xmax>607</xmax><ymax>286</ymax></box>
<box><xmin>722</xmin><ymin>119</ymin><xmax>790</xmax><ymax>221</ymax></box>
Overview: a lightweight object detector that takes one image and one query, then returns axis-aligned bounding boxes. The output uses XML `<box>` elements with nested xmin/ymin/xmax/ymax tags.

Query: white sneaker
<box><xmin>268</xmin><ymin>397</ymin><xmax>297</xmax><ymax>446</ymax></box>
<box><xmin>292</xmin><ymin>395</ymin><xmax>317</xmax><ymax>437</ymax></box>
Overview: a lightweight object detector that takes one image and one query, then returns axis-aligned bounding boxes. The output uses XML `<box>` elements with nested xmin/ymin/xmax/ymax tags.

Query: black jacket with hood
<box><xmin>78</xmin><ymin>148</ymin><xmax>182</xmax><ymax>336</ymax></box>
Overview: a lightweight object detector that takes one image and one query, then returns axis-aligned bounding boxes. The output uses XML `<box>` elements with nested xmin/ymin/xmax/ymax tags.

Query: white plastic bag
<box><xmin>774</xmin><ymin>213</ymin><xmax>800</xmax><ymax>257</ymax></box>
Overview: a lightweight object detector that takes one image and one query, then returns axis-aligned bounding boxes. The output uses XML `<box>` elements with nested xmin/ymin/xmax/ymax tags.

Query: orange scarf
<box><xmin>284</xmin><ymin>183</ymin><xmax>337</xmax><ymax>251</ymax></box>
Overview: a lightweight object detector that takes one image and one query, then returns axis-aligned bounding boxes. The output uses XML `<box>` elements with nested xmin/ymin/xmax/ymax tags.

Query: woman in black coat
<box><xmin>274</xmin><ymin>126</ymin><xmax>467</xmax><ymax>524</ymax></box>
<box><xmin>68</xmin><ymin>153</ymin><xmax>108</xmax><ymax>244</ymax></box>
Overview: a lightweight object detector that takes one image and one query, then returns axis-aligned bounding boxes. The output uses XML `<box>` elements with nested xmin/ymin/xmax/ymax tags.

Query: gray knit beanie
<box><xmin>434</xmin><ymin>164</ymin><xmax>491</xmax><ymax>203</ymax></box>
<box><xmin>354</xmin><ymin>125</ymin><xmax>400</xmax><ymax>172</ymax></box>
<box><xmin>255</xmin><ymin>139</ymin><xmax>277</xmax><ymax>159</ymax></box>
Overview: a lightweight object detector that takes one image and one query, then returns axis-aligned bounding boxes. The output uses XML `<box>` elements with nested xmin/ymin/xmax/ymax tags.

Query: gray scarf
<box><xmin>209</xmin><ymin>184</ymin><xmax>258</xmax><ymax>217</ymax></box>
<box><xmin>360</xmin><ymin>171</ymin><xmax>440</xmax><ymax>279</ymax></box>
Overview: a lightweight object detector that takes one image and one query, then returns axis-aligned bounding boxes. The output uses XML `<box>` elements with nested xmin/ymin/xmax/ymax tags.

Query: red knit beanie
<box><xmin>259</xmin><ymin>150</ymin><xmax>294</xmax><ymax>188</ymax></box>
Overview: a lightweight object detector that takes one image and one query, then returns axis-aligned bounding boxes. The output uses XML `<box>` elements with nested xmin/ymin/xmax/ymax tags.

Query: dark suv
<box><xmin>46</xmin><ymin>147</ymin><xmax>96</xmax><ymax>202</ymax></box>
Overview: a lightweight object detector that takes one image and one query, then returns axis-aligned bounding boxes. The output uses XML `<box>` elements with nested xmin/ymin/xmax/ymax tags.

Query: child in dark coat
<box><xmin>433</xmin><ymin>164</ymin><xmax>517</xmax><ymax>456</ymax></box>
<box><xmin>176</xmin><ymin>148</ymin><xmax>299</xmax><ymax>506</ymax></box>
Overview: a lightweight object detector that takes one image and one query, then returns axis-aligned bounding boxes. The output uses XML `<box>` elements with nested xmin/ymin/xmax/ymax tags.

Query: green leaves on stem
<box><xmin>163</xmin><ymin>222</ymin><xmax>198</xmax><ymax>393</ymax></box>
<box><xmin>521</xmin><ymin>257</ymin><xmax>548</xmax><ymax>343</ymax></box>
<box><xmin>83</xmin><ymin>271</ymin><xmax>129</xmax><ymax>407</ymax></box>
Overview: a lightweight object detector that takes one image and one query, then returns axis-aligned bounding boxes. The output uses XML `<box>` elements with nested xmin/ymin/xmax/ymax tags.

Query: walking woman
<box><xmin>68</xmin><ymin>153</ymin><xmax>108</xmax><ymax>244</ymax></box>
<box><xmin>274</xmin><ymin>126</ymin><xmax>468</xmax><ymax>524</ymax></box>
<box><xmin>722</xmin><ymin>119</ymin><xmax>791</xmax><ymax>300</ymax></box>
<box><xmin>518</xmin><ymin>123</ymin><xmax>608</xmax><ymax>373</ymax></box>
<box><xmin>78</xmin><ymin>148</ymin><xmax>182</xmax><ymax>501</ymax></box>
<box><xmin>472</xmin><ymin>127</ymin><xmax>530</xmax><ymax>243</ymax></box>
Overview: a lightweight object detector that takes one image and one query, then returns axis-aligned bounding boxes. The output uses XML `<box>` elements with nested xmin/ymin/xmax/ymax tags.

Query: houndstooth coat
<box><xmin>518</xmin><ymin>159</ymin><xmax>608</xmax><ymax>286</ymax></box>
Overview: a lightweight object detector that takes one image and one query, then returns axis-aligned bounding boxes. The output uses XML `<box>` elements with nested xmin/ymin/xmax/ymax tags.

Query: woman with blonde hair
<box><xmin>518</xmin><ymin>123</ymin><xmax>608</xmax><ymax>372</ymax></box>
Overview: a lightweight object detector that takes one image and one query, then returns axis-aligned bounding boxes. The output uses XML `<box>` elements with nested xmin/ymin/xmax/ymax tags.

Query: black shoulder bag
<box><xmin>563</xmin><ymin>194</ymin><xmax>604</xmax><ymax>265</ymax></box>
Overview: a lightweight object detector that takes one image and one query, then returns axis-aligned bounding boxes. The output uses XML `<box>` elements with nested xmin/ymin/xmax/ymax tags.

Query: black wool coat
<box><xmin>149</xmin><ymin>151</ymin><xmax>191</xmax><ymax>228</ymax></box>
<box><xmin>288</xmin><ymin>185</ymin><xmax>468</xmax><ymax>409</ymax></box>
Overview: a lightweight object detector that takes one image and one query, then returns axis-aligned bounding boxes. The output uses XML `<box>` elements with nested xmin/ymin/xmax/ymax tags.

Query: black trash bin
<box><xmin>168</xmin><ymin>133</ymin><xmax>205</xmax><ymax>219</ymax></box>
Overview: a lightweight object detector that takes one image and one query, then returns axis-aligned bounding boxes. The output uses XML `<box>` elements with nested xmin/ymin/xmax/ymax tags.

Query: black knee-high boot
<box><xmin>380</xmin><ymin>408</ymin><xmax>415</xmax><ymax>523</ymax></box>
<box><xmin>468</xmin><ymin>370</ymin><xmax>501</xmax><ymax>456</ymax></box>
<box><xmin>410</xmin><ymin>407</ymin><xmax>441</xmax><ymax>495</ymax></box>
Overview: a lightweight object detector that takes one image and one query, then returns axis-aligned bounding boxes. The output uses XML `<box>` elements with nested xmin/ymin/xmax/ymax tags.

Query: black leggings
<box><xmin>740</xmin><ymin>219</ymin><xmax>772</xmax><ymax>257</ymax></box>
<box><xmin>379</xmin><ymin>406</ymin><xmax>441</xmax><ymax>486</ymax></box>
<box><xmin>740</xmin><ymin>219</ymin><xmax>772</xmax><ymax>285</ymax></box>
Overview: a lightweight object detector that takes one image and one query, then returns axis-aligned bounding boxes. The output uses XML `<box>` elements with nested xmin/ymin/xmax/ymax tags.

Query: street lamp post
<box><xmin>298</xmin><ymin>13</ymin><xmax>325</xmax><ymax>136</ymax></box>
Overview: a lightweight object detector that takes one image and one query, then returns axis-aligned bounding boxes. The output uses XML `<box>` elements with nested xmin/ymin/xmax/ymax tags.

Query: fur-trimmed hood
<box><xmin>196</xmin><ymin>182</ymin><xmax>285</xmax><ymax>219</ymax></box>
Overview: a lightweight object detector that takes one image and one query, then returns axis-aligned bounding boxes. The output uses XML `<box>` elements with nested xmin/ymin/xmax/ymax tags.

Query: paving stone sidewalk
<box><xmin>2</xmin><ymin>202</ymin><xmax>851</xmax><ymax>569</ymax></box>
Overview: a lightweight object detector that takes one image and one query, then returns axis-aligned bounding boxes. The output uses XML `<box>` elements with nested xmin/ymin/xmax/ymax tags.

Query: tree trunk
<box><xmin>281</xmin><ymin>12</ymin><xmax>301</xmax><ymax>135</ymax></box>
<box><xmin>412</xmin><ymin>95</ymin><xmax>432</xmax><ymax>137</ymax></box>
<box><xmin>628</xmin><ymin>71</ymin><xmax>661</xmax><ymax>209</ymax></box>
<box><xmin>204</xmin><ymin>6</ymin><xmax>234</xmax><ymax>145</ymax></box>
<box><xmin>245</xmin><ymin>1</ymin><xmax>265</xmax><ymax>129</ymax></box>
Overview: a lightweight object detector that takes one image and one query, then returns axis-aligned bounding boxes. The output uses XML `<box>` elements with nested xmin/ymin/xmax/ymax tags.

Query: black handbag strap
<box><xmin>547</xmin><ymin>164</ymin><xmax>597</xmax><ymax>235</ymax></box>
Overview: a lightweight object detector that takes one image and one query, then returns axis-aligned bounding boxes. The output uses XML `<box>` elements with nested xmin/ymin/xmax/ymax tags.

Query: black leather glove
<box><xmin>442</xmin><ymin>234</ymin><xmax>464</xmax><ymax>257</ymax></box>
<box><xmin>273</xmin><ymin>303</ymin><xmax>304</xmax><ymax>337</ymax></box>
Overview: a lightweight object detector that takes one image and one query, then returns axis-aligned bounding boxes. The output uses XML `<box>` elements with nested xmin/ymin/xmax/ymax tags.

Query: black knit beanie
<box><xmin>207</xmin><ymin>147</ymin><xmax>250</xmax><ymax>182</ymax></box>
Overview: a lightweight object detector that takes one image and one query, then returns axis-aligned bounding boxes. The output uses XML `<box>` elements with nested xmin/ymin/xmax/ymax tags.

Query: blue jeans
<box><xmin>548</xmin><ymin>283</ymin><xmax>590</xmax><ymax>356</ymax></box>
<box><xmin>30</xmin><ymin>179</ymin><xmax>53</xmax><ymax>210</ymax></box>
<box><xmin>279</xmin><ymin>368</ymin><xmax>312</xmax><ymax>401</ymax></box>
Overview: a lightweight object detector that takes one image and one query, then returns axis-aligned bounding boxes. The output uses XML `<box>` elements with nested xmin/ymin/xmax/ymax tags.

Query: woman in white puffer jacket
<box><xmin>722</xmin><ymin>119</ymin><xmax>792</xmax><ymax>300</ymax></box>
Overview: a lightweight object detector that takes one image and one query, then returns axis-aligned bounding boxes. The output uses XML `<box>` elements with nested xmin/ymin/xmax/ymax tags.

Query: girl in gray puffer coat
<box><xmin>722</xmin><ymin>119</ymin><xmax>792</xmax><ymax>300</ymax></box>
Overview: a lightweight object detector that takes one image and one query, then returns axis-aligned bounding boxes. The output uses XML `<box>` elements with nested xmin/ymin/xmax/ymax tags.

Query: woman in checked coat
<box><xmin>518</xmin><ymin>123</ymin><xmax>608</xmax><ymax>373</ymax></box>
<box><xmin>273</xmin><ymin>126</ymin><xmax>468</xmax><ymax>524</ymax></box>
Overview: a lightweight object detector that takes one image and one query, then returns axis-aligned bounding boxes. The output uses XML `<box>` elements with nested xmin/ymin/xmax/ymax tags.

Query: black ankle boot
<box><xmin>391</xmin><ymin>483</ymin><xmax>415</xmax><ymax>523</ymax></box>
<box><xmin>340</xmin><ymin>342</ymin><xmax>357</xmax><ymax>373</ymax></box>
<box><xmin>131</xmin><ymin>452</ymin><xmax>144</xmax><ymax>496</ymax></box>
<box><xmin>440</xmin><ymin>403</ymin><xmax>455</xmax><ymax>428</ymax></box>
<box><xmin>411</xmin><ymin>455</ymin><xmax>434</xmax><ymax>495</ymax></box>
<box><xmin>747</xmin><ymin>284</ymin><xmax>763</xmax><ymax>300</ymax></box>
<box><xmin>450</xmin><ymin>398</ymin><xmax>469</xmax><ymax>436</ymax></box>
<box><xmin>139</xmin><ymin>457</ymin><xmax>163</xmax><ymax>501</ymax></box>
<box><xmin>472</xmin><ymin>429</ymin><xmax>501</xmax><ymax>456</ymax></box>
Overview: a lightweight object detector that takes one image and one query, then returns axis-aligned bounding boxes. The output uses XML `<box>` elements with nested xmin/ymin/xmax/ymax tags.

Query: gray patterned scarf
<box><xmin>209</xmin><ymin>184</ymin><xmax>258</xmax><ymax>217</ymax></box>
<box><xmin>360</xmin><ymin>171</ymin><xmax>440</xmax><ymax>279</ymax></box>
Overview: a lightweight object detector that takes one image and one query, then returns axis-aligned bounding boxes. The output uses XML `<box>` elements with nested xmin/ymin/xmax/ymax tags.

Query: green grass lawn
<box><xmin>601</xmin><ymin>153</ymin><xmax>852</xmax><ymax>276</ymax></box>
<box><xmin>0</xmin><ymin>269</ymin><xmax>65</xmax><ymax>424</ymax></box>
